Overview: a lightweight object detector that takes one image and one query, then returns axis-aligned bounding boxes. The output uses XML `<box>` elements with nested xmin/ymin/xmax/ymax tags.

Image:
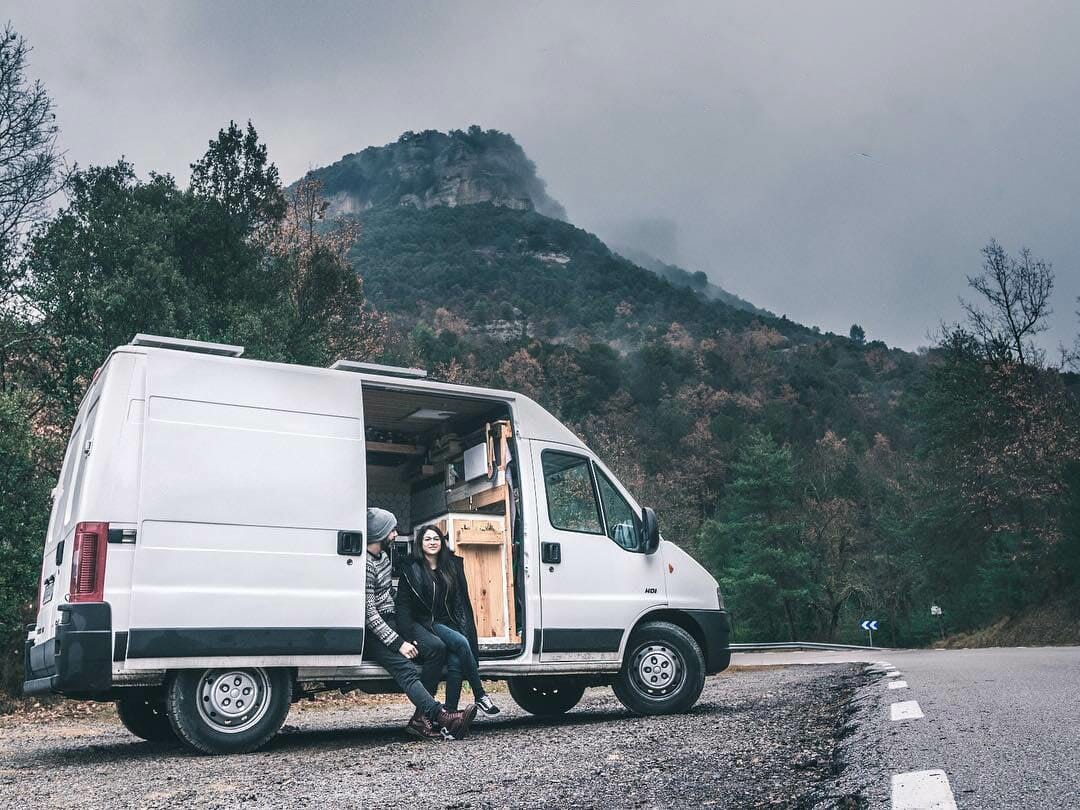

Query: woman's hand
<box><xmin>399</xmin><ymin>640</ymin><xmax>419</xmax><ymax>659</ymax></box>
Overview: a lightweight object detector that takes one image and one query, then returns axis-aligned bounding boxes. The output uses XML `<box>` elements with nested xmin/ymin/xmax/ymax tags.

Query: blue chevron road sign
<box><xmin>861</xmin><ymin>620</ymin><xmax>879</xmax><ymax>631</ymax></box>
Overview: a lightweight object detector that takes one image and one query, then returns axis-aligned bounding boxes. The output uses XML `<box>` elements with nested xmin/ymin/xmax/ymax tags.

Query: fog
<box><xmin>10</xmin><ymin>1</ymin><xmax>1080</xmax><ymax>350</ymax></box>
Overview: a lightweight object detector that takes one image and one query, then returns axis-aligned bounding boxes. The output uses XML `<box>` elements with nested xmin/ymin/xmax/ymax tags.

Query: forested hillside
<box><xmin>2</xmin><ymin>84</ymin><xmax>1078</xmax><ymax>701</ymax></box>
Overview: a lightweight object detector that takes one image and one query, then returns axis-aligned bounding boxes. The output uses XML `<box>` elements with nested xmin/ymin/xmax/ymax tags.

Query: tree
<box><xmin>268</xmin><ymin>176</ymin><xmax>386</xmax><ymax>365</ymax></box>
<box><xmin>0</xmin><ymin>391</ymin><xmax>53</xmax><ymax>697</ymax></box>
<box><xmin>802</xmin><ymin>431</ymin><xmax>863</xmax><ymax>642</ymax></box>
<box><xmin>915</xmin><ymin>239</ymin><xmax>1080</xmax><ymax>634</ymax></box>
<box><xmin>0</xmin><ymin>22</ymin><xmax>67</xmax><ymax>394</ymax></box>
<box><xmin>189</xmin><ymin>120</ymin><xmax>285</xmax><ymax>233</ymax></box>
<box><xmin>849</xmin><ymin>324</ymin><xmax>865</xmax><ymax>345</ymax></box>
<box><xmin>0</xmin><ymin>23</ymin><xmax>66</xmax><ymax>276</ymax></box>
<box><xmin>961</xmin><ymin>240</ymin><xmax>1054</xmax><ymax>367</ymax></box>
<box><xmin>698</xmin><ymin>431</ymin><xmax>810</xmax><ymax>641</ymax></box>
<box><xmin>20</xmin><ymin>162</ymin><xmax>198</xmax><ymax>420</ymax></box>
<box><xmin>20</xmin><ymin>147</ymin><xmax>385</xmax><ymax>422</ymax></box>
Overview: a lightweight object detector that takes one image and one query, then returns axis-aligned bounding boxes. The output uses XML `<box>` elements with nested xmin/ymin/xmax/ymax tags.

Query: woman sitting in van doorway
<box><xmin>396</xmin><ymin>525</ymin><xmax>501</xmax><ymax>716</ymax></box>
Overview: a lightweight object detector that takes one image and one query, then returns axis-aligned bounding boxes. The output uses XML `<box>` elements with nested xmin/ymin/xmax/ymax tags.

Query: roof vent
<box><xmin>130</xmin><ymin>334</ymin><xmax>244</xmax><ymax>357</ymax></box>
<box><xmin>330</xmin><ymin>360</ymin><xmax>427</xmax><ymax>379</ymax></box>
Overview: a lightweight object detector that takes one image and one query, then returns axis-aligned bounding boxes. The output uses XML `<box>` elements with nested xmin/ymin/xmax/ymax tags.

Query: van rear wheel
<box><xmin>507</xmin><ymin>676</ymin><xmax>586</xmax><ymax>716</ymax></box>
<box><xmin>166</xmin><ymin>667</ymin><xmax>292</xmax><ymax>755</ymax></box>
<box><xmin>116</xmin><ymin>694</ymin><xmax>176</xmax><ymax>742</ymax></box>
<box><xmin>613</xmin><ymin>621</ymin><xmax>705</xmax><ymax>715</ymax></box>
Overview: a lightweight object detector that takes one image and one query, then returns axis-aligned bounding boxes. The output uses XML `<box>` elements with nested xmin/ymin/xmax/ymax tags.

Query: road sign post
<box><xmin>860</xmin><ymin>619</ymin><xmax>879</xmax><ymax>647</ymax></box>
<box><xmin>931</xmin><ymin>605</ymin><xmax>944</xmax><ymax>641</ymax></box>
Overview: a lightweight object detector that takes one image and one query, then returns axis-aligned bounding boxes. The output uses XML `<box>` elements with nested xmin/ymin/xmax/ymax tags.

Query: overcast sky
<box><xmin>10</xmin><ymin>1</ymin><xmax>1080</xmax><ymax>351</ymax></box>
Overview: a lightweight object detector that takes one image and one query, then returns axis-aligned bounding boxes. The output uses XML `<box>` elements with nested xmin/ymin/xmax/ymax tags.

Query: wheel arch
<box><xmin>627</xmin><ymin>608</ymin><xmax>730</xmax><ymax>675</ymax></box>
<box><xmin>627</xmin><ymin>610</ymin><xmax>706</xmax><ymax>659</ymax></box>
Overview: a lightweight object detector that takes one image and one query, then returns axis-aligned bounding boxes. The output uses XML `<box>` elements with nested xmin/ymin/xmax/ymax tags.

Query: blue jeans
<box><xmin>432</xmin><ymin>623</ymin><xmax>484</xmax><ymax>711</ymax></box>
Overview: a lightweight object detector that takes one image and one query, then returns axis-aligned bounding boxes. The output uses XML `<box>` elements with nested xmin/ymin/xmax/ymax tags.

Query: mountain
<box><xmin>303</xmin><ymin>127</ymin><xmax>768</xmax><ymax>315</ymax></box>
<box><xmin>305</xmin><ymin>127</ymin><xmax>567</xmax><ymax>220</ymax></box>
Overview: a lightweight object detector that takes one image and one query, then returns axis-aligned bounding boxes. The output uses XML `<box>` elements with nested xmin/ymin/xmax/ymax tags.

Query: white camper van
<box><xmin>24</xmin><ymin>334</ymin><xmax>730</xmax><ymax>754</ymax></box>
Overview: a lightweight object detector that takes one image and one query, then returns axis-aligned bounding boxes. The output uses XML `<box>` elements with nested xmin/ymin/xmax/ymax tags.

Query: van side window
<box><xmin>542</xmin><ymin>451</ymin><xmax>603</xmax><ymax>534</ymax></box>
<box><xmin>595</xmin><ymin>468</ymin><xmax>642</xmax><ymax>551</ymax></box>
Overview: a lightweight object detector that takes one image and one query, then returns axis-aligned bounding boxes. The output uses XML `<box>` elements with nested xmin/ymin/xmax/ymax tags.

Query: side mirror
<box><xmin>641</xmin><ymin>507</ymin><xmax>660</xmax><ymax>554</ymax></box>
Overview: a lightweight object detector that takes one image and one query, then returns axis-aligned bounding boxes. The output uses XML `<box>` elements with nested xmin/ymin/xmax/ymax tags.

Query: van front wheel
<box><xmin>613</xmin><ymin>621</ymin><xmax>705</xmax><ymax>715</ymax></box>
<box><xmin>507</xmin><ymin>676</ymin><xmax>586</xmax><ymax>716</ymax></box>
<box><xmin>116</xmin><ymin>694</ymin><xmax>176</xmax><ymax>742</ymax></box>
<box><xmin>166</xmin><ymin>667</ymin><xmax>292</xmax><ymax>755</ymax></box>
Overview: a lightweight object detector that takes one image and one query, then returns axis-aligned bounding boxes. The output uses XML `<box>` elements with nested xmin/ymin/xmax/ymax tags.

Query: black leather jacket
<box><xmin>395</xmin><ymin>555</ymin><xmax>480</xmax><ymax>661</ymax></box>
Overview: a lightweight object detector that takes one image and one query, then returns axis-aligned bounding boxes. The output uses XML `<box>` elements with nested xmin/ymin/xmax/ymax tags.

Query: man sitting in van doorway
<box><xmin>364</xmin><ymin>508</ymin><xmax>477</xmax><ymax>740</ymax></box>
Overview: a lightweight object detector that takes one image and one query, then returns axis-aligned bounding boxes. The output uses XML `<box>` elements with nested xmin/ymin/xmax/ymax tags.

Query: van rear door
<box><xmin>32</xmin><ymin>377</ymin><xmax>103</xmax><ymax>643</ymax></box>
<box><xmin>124</xmin><ymin>350</ymin><xmax>368</xmax><ymax>669</ymax></box>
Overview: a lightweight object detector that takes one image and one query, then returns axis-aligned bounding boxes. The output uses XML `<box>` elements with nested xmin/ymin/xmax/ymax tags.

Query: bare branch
<box><xmin>962</xmin><ymin>240</ymin><xmax>1054</xmax><ymax>367</ymax></box>
<box><xmin>0</xmin><ymin>22</ymin><xmax>67</xmax><ymax>284</ymax></box>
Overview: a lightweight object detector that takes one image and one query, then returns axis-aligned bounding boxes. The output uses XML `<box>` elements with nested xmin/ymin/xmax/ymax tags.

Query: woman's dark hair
<box><xmin>414</xmin><ymin>524</ymin><xmax>456</xmax><ymax>595</ymax></box>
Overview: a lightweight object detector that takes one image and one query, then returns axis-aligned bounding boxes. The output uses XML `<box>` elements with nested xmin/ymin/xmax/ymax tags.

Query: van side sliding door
<box><xmin>531</xmin><ymin>442</ymin><xmax>667</xmax><ymax>662</ymax></box>
<box><xmin>124</xmin><ymin>351</ymin><xmax>368</xmax><ymax>670</ymax></box>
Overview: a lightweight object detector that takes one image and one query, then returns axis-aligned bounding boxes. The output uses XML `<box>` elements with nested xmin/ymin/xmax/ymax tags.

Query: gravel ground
<box><xmin>0</xmin><ymin>665</ymin><xmax>869</xmax><ymax>809</ymax></box>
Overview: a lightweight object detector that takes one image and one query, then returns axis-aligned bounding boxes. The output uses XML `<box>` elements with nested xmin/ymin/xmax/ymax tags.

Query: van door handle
<box><xmin>337</xmin><ymin>531</ymin><xmax>365</xmax><ymax>555</ymax></box>
<box><xmin>541</xmin><ymin>542</ymin><xmax>561</xmax><ymax>564</ymax></box>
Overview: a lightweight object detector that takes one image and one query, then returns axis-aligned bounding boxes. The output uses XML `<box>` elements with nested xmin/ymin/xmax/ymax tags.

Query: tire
<box><xmin>507</xmin><ymin>676</ymin><xmax>586</xmax><ymax>716</ymax></box>
<box><xmin>166</xmin><ymin>667</ymin><xmax>292</xmax><ymax>755</ymax></box>
<box><xmin>612</xmin><ymin>621</ymin><xmax>705</xmax><ymax>715</ymax></box>
<box><xmin>116</xmin><ymin>694</ymin><xmax>177</xmax><ymax>742</ymax></box>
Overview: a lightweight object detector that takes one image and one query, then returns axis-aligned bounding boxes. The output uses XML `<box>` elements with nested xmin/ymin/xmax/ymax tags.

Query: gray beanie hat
<box><xmin>366</xmin><ymin>508</ymin><xmax>397</xmax><ymax>543</ymax></box>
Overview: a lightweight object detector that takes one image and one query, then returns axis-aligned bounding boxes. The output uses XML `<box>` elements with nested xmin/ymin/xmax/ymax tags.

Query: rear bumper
<box><xmin>23</xmin><ymin>603</ymin><xmax>113</xmax><ymax>698</ymax></box>
<box><xmin>684</xmin><ymin>608</ymin><xmax>731</xmax><ymax>675</ymax></box>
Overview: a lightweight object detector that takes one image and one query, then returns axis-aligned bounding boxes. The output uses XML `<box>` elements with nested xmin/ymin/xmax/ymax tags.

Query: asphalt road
<box><xmin>0</xmin><ymin>664</ymin><xmax>866</xmax><ymax>809</ymax></box>
<box><xmin>739</xmin><ymin>646</ymin><xmax>1080</xmax><ymax>808</ymax></box>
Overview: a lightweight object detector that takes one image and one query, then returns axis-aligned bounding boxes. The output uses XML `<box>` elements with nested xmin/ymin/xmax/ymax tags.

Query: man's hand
<box><xmin>399</xmin><ymin>641</ymin><xmax>419</xmax><ymax>659</ymax></box>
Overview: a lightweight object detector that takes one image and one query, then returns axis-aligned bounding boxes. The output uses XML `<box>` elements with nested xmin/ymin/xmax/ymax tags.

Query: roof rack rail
<box><xmin>130</xmin><ymin>334</ymin><xmax>245</xmax><ymax>357</ymax></box>
<box><xmin>330</xmin><ymin>359</ymin><xmax>427</xmax><ymax>379</ymax></box>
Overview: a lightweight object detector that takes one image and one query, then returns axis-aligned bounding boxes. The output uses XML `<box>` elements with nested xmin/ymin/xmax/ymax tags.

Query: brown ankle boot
<box><xmin>461</xmin><ymin>703</ymin><xmax>478</xmax><ymax>726</ymax></box>
<box><xmin>406</xmin><ymin>710</ymin><xmax>443</xmax><ymax>740</ymax></box>
<box><xmin>434</xmin><ymin>705</ymin><xmax>475</xmax><ymax>740</ymax></box>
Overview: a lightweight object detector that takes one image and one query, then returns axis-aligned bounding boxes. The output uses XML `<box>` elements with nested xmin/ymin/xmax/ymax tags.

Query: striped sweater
<box><xmin>365</xmin><ymin>551</ymin><xmax>401</xmax><ymax>648</ymax></box>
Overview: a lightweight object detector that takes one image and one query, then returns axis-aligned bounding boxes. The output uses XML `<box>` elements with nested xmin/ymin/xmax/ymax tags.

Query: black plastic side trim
<box><xmin>542</xmin><ymin>628</ymin><xmax>623</xmax><ymax>653</ymax></box>
<box><xmin>113</xmin><ymin>630</ymin><xmax>128</xmax><ymax>662</ymax></box>
<box><xmin>126</xmin><ymin>627</ymin><xmax>365</xmax><ymax>658</ymax></box>
<box><xmin>22</xmin><ymin>675</ymin><xmax>55</xmax><ymax>696</ymax></box>
<box><xmin>683</xmin><ymin>609</ymin><xmax>731</xmax><ymax>674</ymax></box>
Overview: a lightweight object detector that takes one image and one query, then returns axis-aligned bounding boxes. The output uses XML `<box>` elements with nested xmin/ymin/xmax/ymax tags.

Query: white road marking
<box><xmin>891</xmin><ymin>769</ymin><xmax>958</xmax><ymax>809</ymax></box>
<box><xmin>890</xmin><ymin>700</ymin><xmax>924</xmax><ymax>721</ymax></box>
<box><xmin>885</xmin><ymin>670</ymin><xmax>902</xmax><ymax>677</ymax></box>
<box><xmin>888</xmin><ymin>680</ymin><xmax>909</xmax><ymax>690</ymax></box>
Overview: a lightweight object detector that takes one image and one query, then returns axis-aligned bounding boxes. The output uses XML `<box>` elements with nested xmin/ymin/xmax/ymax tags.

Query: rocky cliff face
<box><xmin>305</xmin><ymin>127</ymin><xmax>567</xmax><ymax>220</ymax></box>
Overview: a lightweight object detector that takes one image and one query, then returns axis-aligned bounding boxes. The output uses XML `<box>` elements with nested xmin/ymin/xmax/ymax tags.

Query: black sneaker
<box><xmin>477</xmin><ymin>694</ymin><xmax>501</xmax><ymax>715</ymax></box>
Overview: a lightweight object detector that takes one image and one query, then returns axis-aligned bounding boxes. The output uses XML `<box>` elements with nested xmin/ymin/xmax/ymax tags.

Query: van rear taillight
<box><xmin>69</xmin><ymin>522</ymin><xmax>108</xmax><ymax>602</ymax></box>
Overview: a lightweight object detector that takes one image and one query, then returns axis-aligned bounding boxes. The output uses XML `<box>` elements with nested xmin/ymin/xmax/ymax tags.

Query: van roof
<box><xmin>116</xmin><ymin>335</ymin><xmax>585</xmax><ymax>449</ymax></box>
